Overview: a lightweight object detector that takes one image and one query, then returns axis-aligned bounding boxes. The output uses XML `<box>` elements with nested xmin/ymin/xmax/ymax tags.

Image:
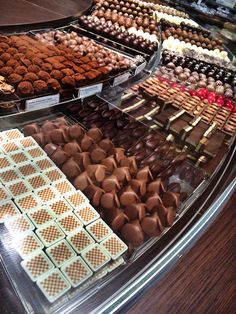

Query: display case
<box><xmin>0</xmin><ymin>1</ymin><xmax>235</xmax><ymax>313</ymax></box>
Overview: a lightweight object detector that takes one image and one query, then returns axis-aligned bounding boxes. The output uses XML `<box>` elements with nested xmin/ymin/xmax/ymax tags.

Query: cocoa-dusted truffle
<box><xmin>146</xmin><ymin>192</ymin><xmax>163</xmax><ymax>211</ymax></box>
<box><xmin>62</xmin><ymin>76</ymin><xmax>75</xmax><ymax>86</ymax></box>
<box><xmin>0</xmin><ymin>66</ymin><xmax>14</xmax><ymax>76</ymax></box>
<box><xmin>113</xmin><ymin>167</ymin><xmax>131</xmax><ymax>183</ymax></box>
<box><xmin>32</xmin><ymin>132</ymin><xmax>45</xmax><ymax>147</ymax></box>
<box><xmin>130</xmin><ymin>179</ymin><xmax>146</xmax><ymax>196</ymax></box>
<box><xmin>38</xmin><ymin>70</ymin><xmax>51</xmax><ymax>81</ymax></box>
<box><xmin>33</xmin><ymin>80</ymin><xmax>48</xmax><ymax>94</ymax></box>
<box><xmin>17</xmin><ymin>81</ymin><xmax>34</xmax><ymax>96</ymax></box>
<box><xmin>24</xmin><ymin>72</ymin><xmax>38</xmax><ymax>82</ymax></box>
<box><xmin>106</xmin><ymin>207</ymin><xmax>128</xmax><ymax>231</ymax></box>
<box><xmin>50</xmin><ymin>70</ymin><xmax>63</xmax><ymax>80</ymax></box>
<box><xmin>101</xmin><ymin>156</ymin><xmax>117</xmax><ymax>172</ymax></box>
<box><xmin>15</xmin><ymin>66</ymin><xmax>28</xmax><ymax>76</ymax></box>
<box><xmin>73</xmin><ymin>152</ymin><xmax>92</xmax><ymax>169</ymax></box>
<box><xmin>28</xmin><ymin>64</ymin><xmax>40</xmax><ymax>73</ymax></box>
<box><xmin>47</xmin><ymin>78</ymin><xmax>61</xmax><ymax>92</ymax></box>
<box><xmin>50</xmin><ymin>128</ymin><xmax>67</xmax><ymax>144</ymax></box>
<box><xmin>90</xmin><ymin>145</ymin><xmax>107</xmax><ymax>163</ymax></box>
<box><xmin>7</xmin><ymin>73</ymin><xmax>23</xmax><ymax>84</ymax></box>
<box><xmin>80</xmin><ymin>134</ymin><xmax>94</xmax><ymax>151</ymax></box>
<box><xmin>162</xmin><ymin>191</ymin><xmax>180</xmax><ymax>209</ymax></box>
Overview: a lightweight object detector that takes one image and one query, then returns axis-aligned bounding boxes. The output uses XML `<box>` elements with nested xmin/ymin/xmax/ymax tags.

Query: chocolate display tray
<box><xmin>0</xmin><ymin>102</ymin><xmax>235</xmax><ymax>314</ymax></box>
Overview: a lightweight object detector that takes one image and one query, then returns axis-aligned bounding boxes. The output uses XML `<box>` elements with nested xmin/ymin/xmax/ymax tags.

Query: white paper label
<box><xmin>78</xmin><ymin>83</ymin><xmax>103</xmax><ymax>99</ymax></box>
<box><xmin>113</xmin><ymin>72</ymin><xmax>130</xmax><ymax>87</ymax></box>
<box><xmin>26</xmin><ymin>94</ymin><xmax>60</xmax><ymax>111</ymax></box>
<box><xmin>134</xmin><ymin>61</ymin><xmax>147</xmax><ymax>76</ymax></box>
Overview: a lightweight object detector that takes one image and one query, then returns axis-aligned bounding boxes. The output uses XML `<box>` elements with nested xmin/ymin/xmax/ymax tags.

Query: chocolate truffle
<box><xmin>121</xmin><ymin>220</ymin><xmax>144</xmax><ymax>246</ymax></box>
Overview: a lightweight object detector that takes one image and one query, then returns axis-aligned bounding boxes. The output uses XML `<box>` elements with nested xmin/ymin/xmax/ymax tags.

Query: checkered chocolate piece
<box><xmin>44</xmin><ymin>169</ymin><xmax>65</xmax><ymax>183</ymax></box>
<box><xmin>14</xmin><ymin>194</ymin><xmax>41</xmax><ymax>213</ymax></box>
<box><xmin>18</xmin><ymin>137</ymin><xmax>38</xmax><ymax>149</ymax></box>
<box><xmin>6</xmin><ymin>180</ymin><xmax>31</xmax><ymax>198</ymax></box>
<box><xmin>0</xmin><ymin>169</ymin><xmax>20</xmax><ymax>184</ymax></box>
<box><xmin>36</xmin><ymin>222</ymin><xmax>65</xmax><ymax>247</ymax></box>
<box><xmin>0</xmin><ymin>185</ymin><xmax>11</xmax><ymax>203</ymax></box>
<box><xmin>81</xmin><ymin>244</ymin><xmax>110</xmax><ymax>272</ymax></box>
<box><xmin>61</xmin><ymin>256</ymin><xmax>92</xmax><ymax>288</ymax></box>
<box><xmin>56</xmin><ymin>212</ymin><xmax>83</xmax><ymax>235</ymax></box>
<box><xmin>15</xmin><ymin>232</ymin><xmax>44</xmax><ymax>259</ymax></box>
<box><xmin>37</xmin><ymin>269</ymin><xmax>71</xmax><ymax>303</ymax></box>
<box><xmin>0</xmin><ymin>201</ymin><xmax>20</xmax><ymax>223</ymax></box>
<box><xmin>0</xmin><ymin>156</ymin><xmax>12</xmax><ymax>170</ymax></box>
<box><xmin>28</xmin><ymin>208</ymin><xmax>54</xmax><ymax>228</ymax></box>
<box><xmin>86</xmin><ymin>219</ymin><xmax>113</xmax><ymax>243</ymax></box>
<box><xmin>27</xmin><ymin>174</ymin><xmax>49</xmax><ymax>190</ymax></box>
<box><xmin>5</xmin><ymin>213</ymin><xmax>34</xmax><ymax>234</ymax></box>
<box><xmin>26</xmin><ymin>147</ymin><xmax>46</xmax><ymax>160</ymax></box>
<box><xmin>10</xmin><ymin>151</ymin><xmax>30</xmax><ymax>165</ymax></box>
<box><xmin>35</xmin><ymin>158</ymin><xmax>55</xmax><ymax>171</ymax></box>
<box><xmin>48</xmin><ymin>199</ymin><xmax>73</xmax><ymax>218</ymax></box>
<box><xmin>74</xmin><ymin>204</ymin><xmax>100</xmax><ymax>226</ymax></box>
<box><xmin>17</xmin><ymin>163</ymin><xmax>40</xmax><ymax>177</ymax></box>
<box><xmin>54</xmin><ymin>180</ymin><xmax>75</xmax><ymax>195</ymax></box>
<box><xmin>64</xmin><ymin>191</ymin><xmax>89</xmax><ymax>209</ymax></box>
<box><xmin>0</xmin><ymin>133</ymin><xmax>6</xmax><ymax>144</ymax></box>
<box><xmin>107</xmin><ymin>257</ymin><xmax>125</xmax><ymax>273</ymax></box>
<box><xmin>1</xmin><ymin>141</ymin><xmax>20</xmax><ymax>153</ymax></box>
<box><xmin>101</xmin><ymin>234</ymin><xmax>127</xmax><ymax>260</ymax></box>
<box><xmin>67</xmin><ymin>229</ymin><xmax>94</xmax><ymax>254</ymax></box>
<box><xmin>36</xmin><ymin>186</ymin><xmax>57</xmax><ymax>203</ymax></box>
<box><xmin>46</xmin><ymin>239</ymin><xmax>76</xmax><ymax>267</ymax></box>
<box><xmin>2</xmin><ymin>129</ymin><xmax>23</xmax><ymax>141</ymax></box>
<box><xmin>21</xmin><ymin>251</ymin><xmax>54</xmax><ymax>282</ymax></box>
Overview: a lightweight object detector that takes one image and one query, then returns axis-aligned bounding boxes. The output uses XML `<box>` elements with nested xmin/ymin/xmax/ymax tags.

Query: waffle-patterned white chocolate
<box><xmin>56</xmin><ymin>212</ymin><xmax>83</xmax><ymax>235</ymax></box>
<box><xmin>53</xmin><ymin>180</ymin><xmax>75</xmax><ymax>195</ymax></box>
<box><xmin>1</xmin><ymin>141</ymin><xmax>21</xmax><ymax>154</ymax></box>
<box><xmin>100</xmin><ymin>234</ymin><xmax>128</xmax><ymax>260</ymax></box>
<box><xmin>36</xmin><ymin>186</ymin><xmax>58</xmax><ymax>203</ymax></box>
<box><xmin>21</xmin><ymin>251</ymin><xmax>54</xmax><ymax>282</ymax></box>
<box><xmin>86</xmin><ymin>218</ymin><xmax>113</xmax><ymax>243</ymax></box>
<box><xmin>17</xmin><ymin>163</ymin><xmax>40</xmax><ymax>178</ymax></box>
<box><xmin>0</xmin><ymin>184</ymin><xmax>12</xmax><ymax>203</ymax></box>
<box><xmin>27</xmin><ymin>174</ymin><xmax>50</xmax><ymax>191</ymax></box>
<box><xmin>36</xmin><ymin>269</ymin><xmax>71</xmax><ymax>303</ymax></box>
<box><xmin>66</xmin><ymin>228</ymin><xmax>94</xmax><ymax>254</ymax></box>
<box><xmin>9</xmin><ymin>151</ymin><xmax>31</xmax><ymax>165</ymax></box>
<box><xmin>44</xmin><ymin>168</ymin><xmax>65</xmax><ymax>183</ymax></box>
<box><xmin>74</xmin><ymin>204</ymin><xmax>100</xmax><ymax>226</ymax></box>
<box><xmin>5</xmin><ymin>213</ymin><xmax>34</xmax><ymax>235</ymax></box>
<box><xmin>0</xmin><ymin>169</ymin><xmax>20</xmax><ymax>184</ymax></box>
<box><xmin>28</xmin><ymin>207</ymin><xmax>54</xmax><ymax>228</ymax></box>
<box><xmin>36</xmin><ymin>221</ymin><xmax>65</xmax><ymax>247</ymax></box>
<box><xmin>0</xmin><ymin>201</ymin><xmax>20</xmax><ymax>223</ymax></box>
<box><xmin>61</xmin><ymin>256</ymin><xmax>92</xmax><ymax>288</ymax></box>
<box><xmin>18</xmin><ymin>137</ymin><xmax>38</xmax><ymax>149</ymax></box>
<box><xmin>35</xmin><ymin>158</ymin><xmax>56</xmax><ymax>172</ymax></box>
<box><xmin>2</xmin><ymin>129</ymin><xmax>23</xmax><ymax>141</ymax></box>
<box><xmin>26</xmin><ymin>147</ymin><xmax>46</xmax><ymax>160</ymax></box>
<box><xmin>64</xmin><ymin>191</ymin><xmax>89</xmax><ymax>209</ymax></box>
<box><xmin>14</xmin><ymin>194</ymin><xmax>42</xmax><ymax>213</ymax></box>
<box><xmin>81</xmin><ymin>243</ymin><xmax>110</xmax><ymax>272</ymax></box>
<box><xmin>0</xmin><ymin>156</ymin><xmax>12</xmax><ymax>171</ymax></box>
<box><xmin>6</xmin><ymin>180</ymin><xmax>31</xmax><ymax>198</ymax></box>
<box><xmin>48</xmin><ymin>199</ymin><xmax>73</xmax><ymax>218</ymax></box>
<box><xmin>46</xmin><ymin>239</ymin><xmax>76</xmax><ymax>268</ymax></box>
<box><xmin>15</xmin><ymin>231</ymin><xmax>44</xmax><ymax>259</ymax></box>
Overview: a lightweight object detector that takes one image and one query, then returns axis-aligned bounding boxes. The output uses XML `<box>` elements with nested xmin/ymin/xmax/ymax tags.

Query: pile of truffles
<box><xmin>0</xmin><ymin>33</ymin><xmax>132</xmax><ymax>98</ymax></box>
<box><xmin>92</xmin><ymin>9</ymin><xmax>158</xmax><ymax>34</ymax></box>
<box><xmin>78</xmin><ymin>16</ymin><xmax>158</xmax><ymax>53</ymax></box>
<box><xmin>157</xmin><ymin>64</ymin><xmax>236</xmax><ymax>100</ymax></box>
<box><xmin>162</xmin><ymin>25</ymin><xmax>223</xmax><ymax>51</ymax></box>
<box><xmin>95</xmin><ymin>0</ymin><xmax>155</xmax><ymax>19</ymax></box>
<box><xmin>23</xmin><ymin>116</ymin><xmax>182</xmax><ymax>247</ymax></box>
<box><xmin>154</xmin><ymin>4</ymin><xmax>189</xmax><ymax>18</ymax></box>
